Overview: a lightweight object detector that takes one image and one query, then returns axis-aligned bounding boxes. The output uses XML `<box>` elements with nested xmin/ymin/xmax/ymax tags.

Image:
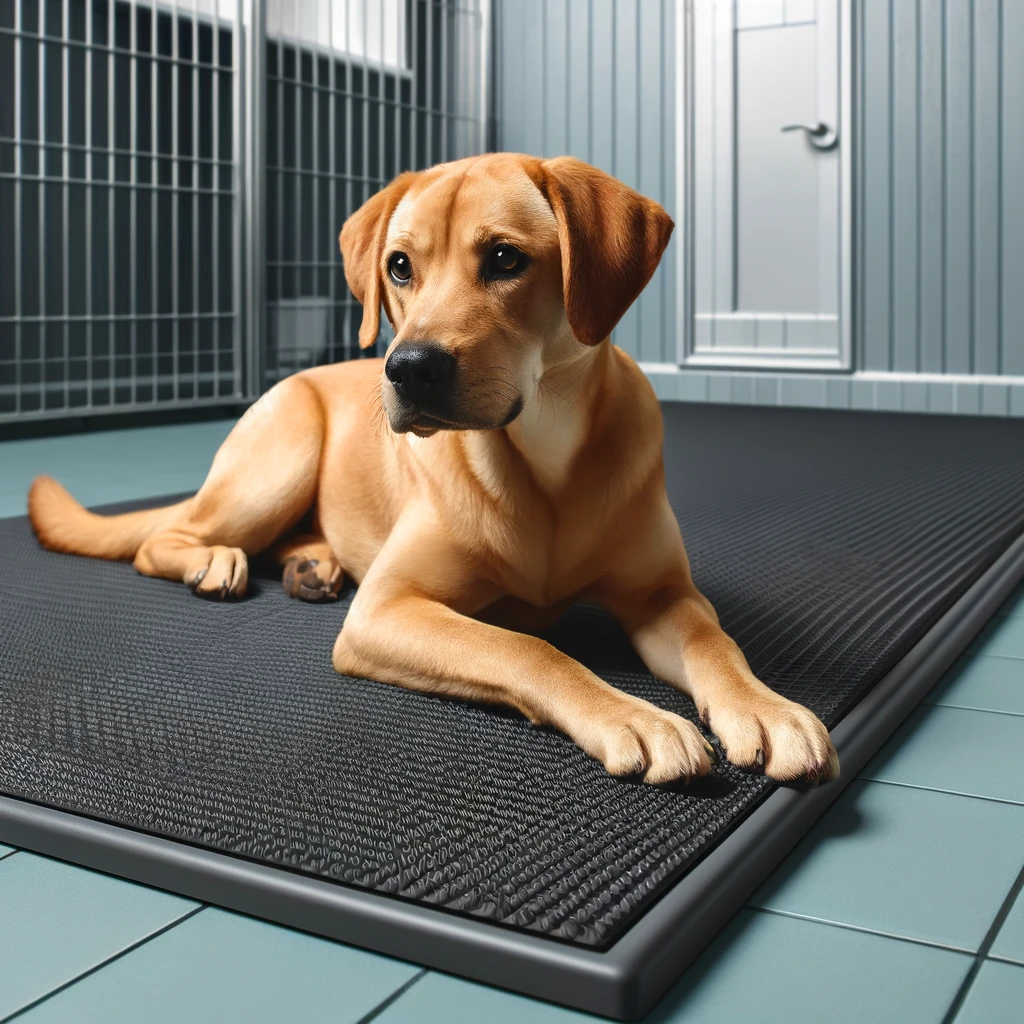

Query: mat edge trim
<box><xmin>3</xmin><ymin>533</ymin><xmax>1023</xmax><ymax>1021</ymax></box>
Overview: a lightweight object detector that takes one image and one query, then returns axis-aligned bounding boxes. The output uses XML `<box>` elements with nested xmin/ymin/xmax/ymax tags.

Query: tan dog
<box><xmin>29</xmin><ymin>153</ymin><xmax>839</xmax><ymax>786</ymax></box>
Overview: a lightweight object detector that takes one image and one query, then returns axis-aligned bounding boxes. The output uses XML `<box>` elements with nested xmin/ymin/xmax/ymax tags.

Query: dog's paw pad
<box><xmin>282</xmin><ymin>555</ymin><xmax>343</xmax><ymax>601</ymax></box>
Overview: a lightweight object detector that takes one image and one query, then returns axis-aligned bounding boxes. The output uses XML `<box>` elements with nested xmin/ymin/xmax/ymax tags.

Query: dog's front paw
<box><xmin>186</xmin><ymin>545</ymin><xmax>248</xmax><ymax>599</ymax></box>
<box><xmin>581</xmin><ymin>696</ymin><xmax>715</xmax><ymax>785</ymax></box>
<box><xmin>704</xmin><ymin>687</ymin><xmax>839</xmax><ymax>785</ymax></box>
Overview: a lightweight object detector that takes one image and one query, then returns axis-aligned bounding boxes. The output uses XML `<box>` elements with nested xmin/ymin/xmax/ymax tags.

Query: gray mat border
<box><xmin>3</xmin><ymin>532</ymin><xmax>1023</xmax><ymax>1020</ymax></box>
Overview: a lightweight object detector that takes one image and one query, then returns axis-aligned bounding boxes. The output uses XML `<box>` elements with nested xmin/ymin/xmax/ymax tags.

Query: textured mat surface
<box><xmin>2</xmin><ymin>404</ymin><xmax>1024</xmax><ymax>949</ymax></box>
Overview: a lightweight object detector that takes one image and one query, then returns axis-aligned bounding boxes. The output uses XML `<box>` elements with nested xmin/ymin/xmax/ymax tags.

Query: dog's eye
<box><xmin>388</xmin><ymin>252</ymin><xmax>412</xmax><ymax>285</ymax></box>
<box><xmin>484</xmin><ymin>244</ymin><xmax>528</xmax><ymax>281</ymax></box>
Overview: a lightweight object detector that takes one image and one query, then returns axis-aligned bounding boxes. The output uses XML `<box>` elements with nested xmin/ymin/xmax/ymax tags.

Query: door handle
<box><xmin>781</xmin><ymin>121</ymin><xmax>838</xmax><ymax>151</ymax></box>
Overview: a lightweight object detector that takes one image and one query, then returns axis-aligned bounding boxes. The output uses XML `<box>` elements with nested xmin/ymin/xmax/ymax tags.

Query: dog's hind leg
<box><xmin>270</xmin><ymin>533</ymin><xmax>344</xmax><ymax>602</ymax></box>
<box><xmin>132</xmin><ymin>377</ymin><xmax>325</xmax><ymax>599</ymax></box>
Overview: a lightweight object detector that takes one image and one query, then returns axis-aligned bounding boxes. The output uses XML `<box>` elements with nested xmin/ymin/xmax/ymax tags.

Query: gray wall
<box><xmin>495</xmin><ymin>0</ymin><xmax>1024</xmax><ymax>415</ymax></box>
<box><xmin>493</xmin><ymin>0</ymin><xmax>677</xmax><ymax>364</ymax></box>
<box><xmin>858</xmin><ymin>0</ymin><xmax>1023</xmax><ymax>377</ymax></box>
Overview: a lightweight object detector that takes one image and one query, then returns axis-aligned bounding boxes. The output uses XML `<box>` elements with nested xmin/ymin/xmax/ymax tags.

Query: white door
<box><xmin>680</xmin><ymin>0</ymin><xmax>852</xmax><ymax>370</ymax></box>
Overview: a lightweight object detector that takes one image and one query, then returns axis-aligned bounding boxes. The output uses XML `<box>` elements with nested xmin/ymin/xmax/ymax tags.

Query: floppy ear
<box><xmin>339</xmin><ymin>171</ymin><xmax>419</xmax><ymax>349</ymax></box>
<box><xmin>535</xmin><ymin>157</ymin><xmax>674</xmax><ymax>347</ymax></box>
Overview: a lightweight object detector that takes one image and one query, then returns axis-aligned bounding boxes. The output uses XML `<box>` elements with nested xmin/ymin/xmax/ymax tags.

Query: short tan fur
<box><xmin>29</xmin><ymin>153</ymin><xmax>839</xmax><ymax>786</ymax></box>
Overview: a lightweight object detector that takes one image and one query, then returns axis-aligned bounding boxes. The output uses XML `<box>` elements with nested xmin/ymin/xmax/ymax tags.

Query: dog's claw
<box><xmin>187</xmin><ymin>546</ymin><xmax>248</xmax><ymax>599</ymax></box>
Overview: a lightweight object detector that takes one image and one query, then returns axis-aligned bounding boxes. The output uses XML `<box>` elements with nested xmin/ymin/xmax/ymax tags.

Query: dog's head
<box><xmin>339</xmin><ymin>153</ymin><xmax>673</xmax><ymax>436</ymax></box>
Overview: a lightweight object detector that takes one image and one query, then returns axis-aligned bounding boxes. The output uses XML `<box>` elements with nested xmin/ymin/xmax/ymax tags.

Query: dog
<box><xmin>28</xmin><ymin>153</ymin><xmax>839</xmax><ymax>786</ymax></box>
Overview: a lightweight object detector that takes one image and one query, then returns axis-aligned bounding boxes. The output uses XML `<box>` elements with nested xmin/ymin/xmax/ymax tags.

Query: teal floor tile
<box><xmin>970</xmin><ymin>615</ymin><xmax>1024</xmax><ymax>661</ymax></box>
<box><xmin>0</xmin><ymin>852</ymin><xmax>198</xmax><ymax>1019</ymax></box>
<box><xmin>998</xmin><ymin>583</ymin><xmax>1024</xmax><ymax>619</ymax></box>
<box><xmin>16</xmin><ymin>907</ymin><xmax>419</xmax><ymax>1024</ymax></box>
<box><xmin>861</xmin><ymin>705</ymin><xmax>1024</xmax><ymax>804</ymax></box>
<box><xmin>750</xmin><ymin>780</ymin><xmax>1024</xmax><ymax>951</ymax></box>
<box><xmin>925</xmin><ymin>655</ymin><xmax>1024</xmax><ymax>717</ymax></box>
<box><xmin>644</xmin><ymin>910</ymin><xmax>970</xmax><ymax>1024</ymax></box>
<box><xmin>373</xmin><ymin>971</ymin><xmax>593</xmax><ymax>1023</ymax></box>
<box><xmin>377</xmin><ymin>914</ymin><xmax>971</xmax><ymax>1024</ymax></box>
<box><xmin>990</xmin><ymin>886</ymin><xmax>1024</xmax><ymax>966</ymax></box>
<box><xmin>0</xmin><ymin>419</ymin><xmax>236</xmax><ymax>519</ymax></box>
<box><xmin>952</xmin><ymin>960</ymin><xmax>1024</xmax><ymax>1023</ymax></box>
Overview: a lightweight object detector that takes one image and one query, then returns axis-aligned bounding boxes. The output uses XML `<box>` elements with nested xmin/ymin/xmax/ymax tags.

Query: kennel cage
<box><xmin>0</xmin><ymin>0</ymin><xmax>490</xmax><ymax>422</ymax></box>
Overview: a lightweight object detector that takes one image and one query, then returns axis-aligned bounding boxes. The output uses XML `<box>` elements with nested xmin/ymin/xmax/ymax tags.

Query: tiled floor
<box><xmin>2</xmin><ymin>418</ymin><xmax>1023</xmax><ymax>1023</ymax></box>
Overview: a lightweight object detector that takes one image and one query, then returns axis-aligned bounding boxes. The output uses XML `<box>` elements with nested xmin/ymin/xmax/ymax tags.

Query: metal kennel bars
<box><xmin>0</xmin><ymin>0</ymin><xmax>489</xmax><ymax>422</ymax></box>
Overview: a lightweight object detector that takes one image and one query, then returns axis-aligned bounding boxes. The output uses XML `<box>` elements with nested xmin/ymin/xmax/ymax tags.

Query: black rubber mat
<box><xmin>3</xmin><ymin>403</ymin><xmax>1024</xmax><ymax>953</ymax></box>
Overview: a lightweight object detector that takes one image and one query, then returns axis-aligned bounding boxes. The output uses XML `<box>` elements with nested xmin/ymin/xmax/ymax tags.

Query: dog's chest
<box><xmin>460</xmin><ymin>421</ymin><xmax>639</xmax><ymax>608</ymax></box>
<box><xmin>487</xmin><ymin>503</ymin><xmax>610</xmax><ymax>608</ymax></box>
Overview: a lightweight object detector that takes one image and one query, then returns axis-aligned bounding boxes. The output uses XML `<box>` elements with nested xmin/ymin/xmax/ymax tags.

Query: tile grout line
<box><xmin>747</xmin><ymin>905</ymin><xmax>975</xmax><ymax>957</ymax></box>
<box><xmin>939</xmin><ymin>859</ymin><xmax>1024</xmax><ymax>1024</ymax></box>
<box><xmin>352</xmin><ymin>969</ymin><xmax>429</xmax><ymax>1024</ymax></box>
<box><xmin>987</xmin><ymin>953</ymin><xmax>1024</xmax><ymax>968</ymax></box>
<box><xmin>854</xmin><ymin>777</ymin><xmax>1024</xmax><ymax>808</ymax></box>
<box><xmin>924</xmin><ymin>701</ymin><xmax>1024</xmax><ymax>719</ymax></box>
<box><xmin>0</xmin><ymin>904</ymin><xmax>208</xmax><ymax>1023</ymax></box>
<box><xmin>0</xmin><ymin>849</ymin><xmax>20</xmax><ymax>863</ymax></box>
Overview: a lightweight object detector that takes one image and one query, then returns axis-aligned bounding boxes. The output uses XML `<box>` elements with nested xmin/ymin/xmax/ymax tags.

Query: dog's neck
<box><xmin>461</xmin><ymin>340</ymin><xmax>612</xmax><ymax>498</ymax></box>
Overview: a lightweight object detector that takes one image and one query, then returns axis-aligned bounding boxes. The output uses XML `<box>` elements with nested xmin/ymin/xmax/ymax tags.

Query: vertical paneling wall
<box><xmin>494</xmin><ymin>0</ymin><xmax>1024</xmax><ymax>407</ymax></box>
<box><xmin>859</xmin><ymin>0</ymin><xmax>1024</xmax><ymax>376</ymax></box>
<box><xmin>492</xmin><ymin>0</ymin><xmax>677</xmax><ymax>364</ymax></box>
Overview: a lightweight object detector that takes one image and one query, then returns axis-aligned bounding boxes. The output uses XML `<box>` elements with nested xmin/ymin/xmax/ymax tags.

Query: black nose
<box><xmin>384</xmin><ymin>343</ymin><xmax>455</xmax><ymax>405</ymax></box>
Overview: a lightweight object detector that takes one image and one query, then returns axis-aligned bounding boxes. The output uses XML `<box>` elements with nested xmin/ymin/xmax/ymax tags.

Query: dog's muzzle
<box><xmin>384</xmin><ymin>342</ymin><xmax>456</xmax><ymax>422</ymax></box>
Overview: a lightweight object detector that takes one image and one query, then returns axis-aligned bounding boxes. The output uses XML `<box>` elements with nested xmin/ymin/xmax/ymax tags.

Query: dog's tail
<box><xmin>28</xmin><ymin>476</ymin><xmax>190</xmax><ymax>562</ymax></box>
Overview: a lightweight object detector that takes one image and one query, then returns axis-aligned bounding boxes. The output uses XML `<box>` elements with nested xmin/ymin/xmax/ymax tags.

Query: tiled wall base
<box><xmin>642</xmin><ymin>365</ymin><xmax>1024</xmax><ymax>418</ymax></box>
